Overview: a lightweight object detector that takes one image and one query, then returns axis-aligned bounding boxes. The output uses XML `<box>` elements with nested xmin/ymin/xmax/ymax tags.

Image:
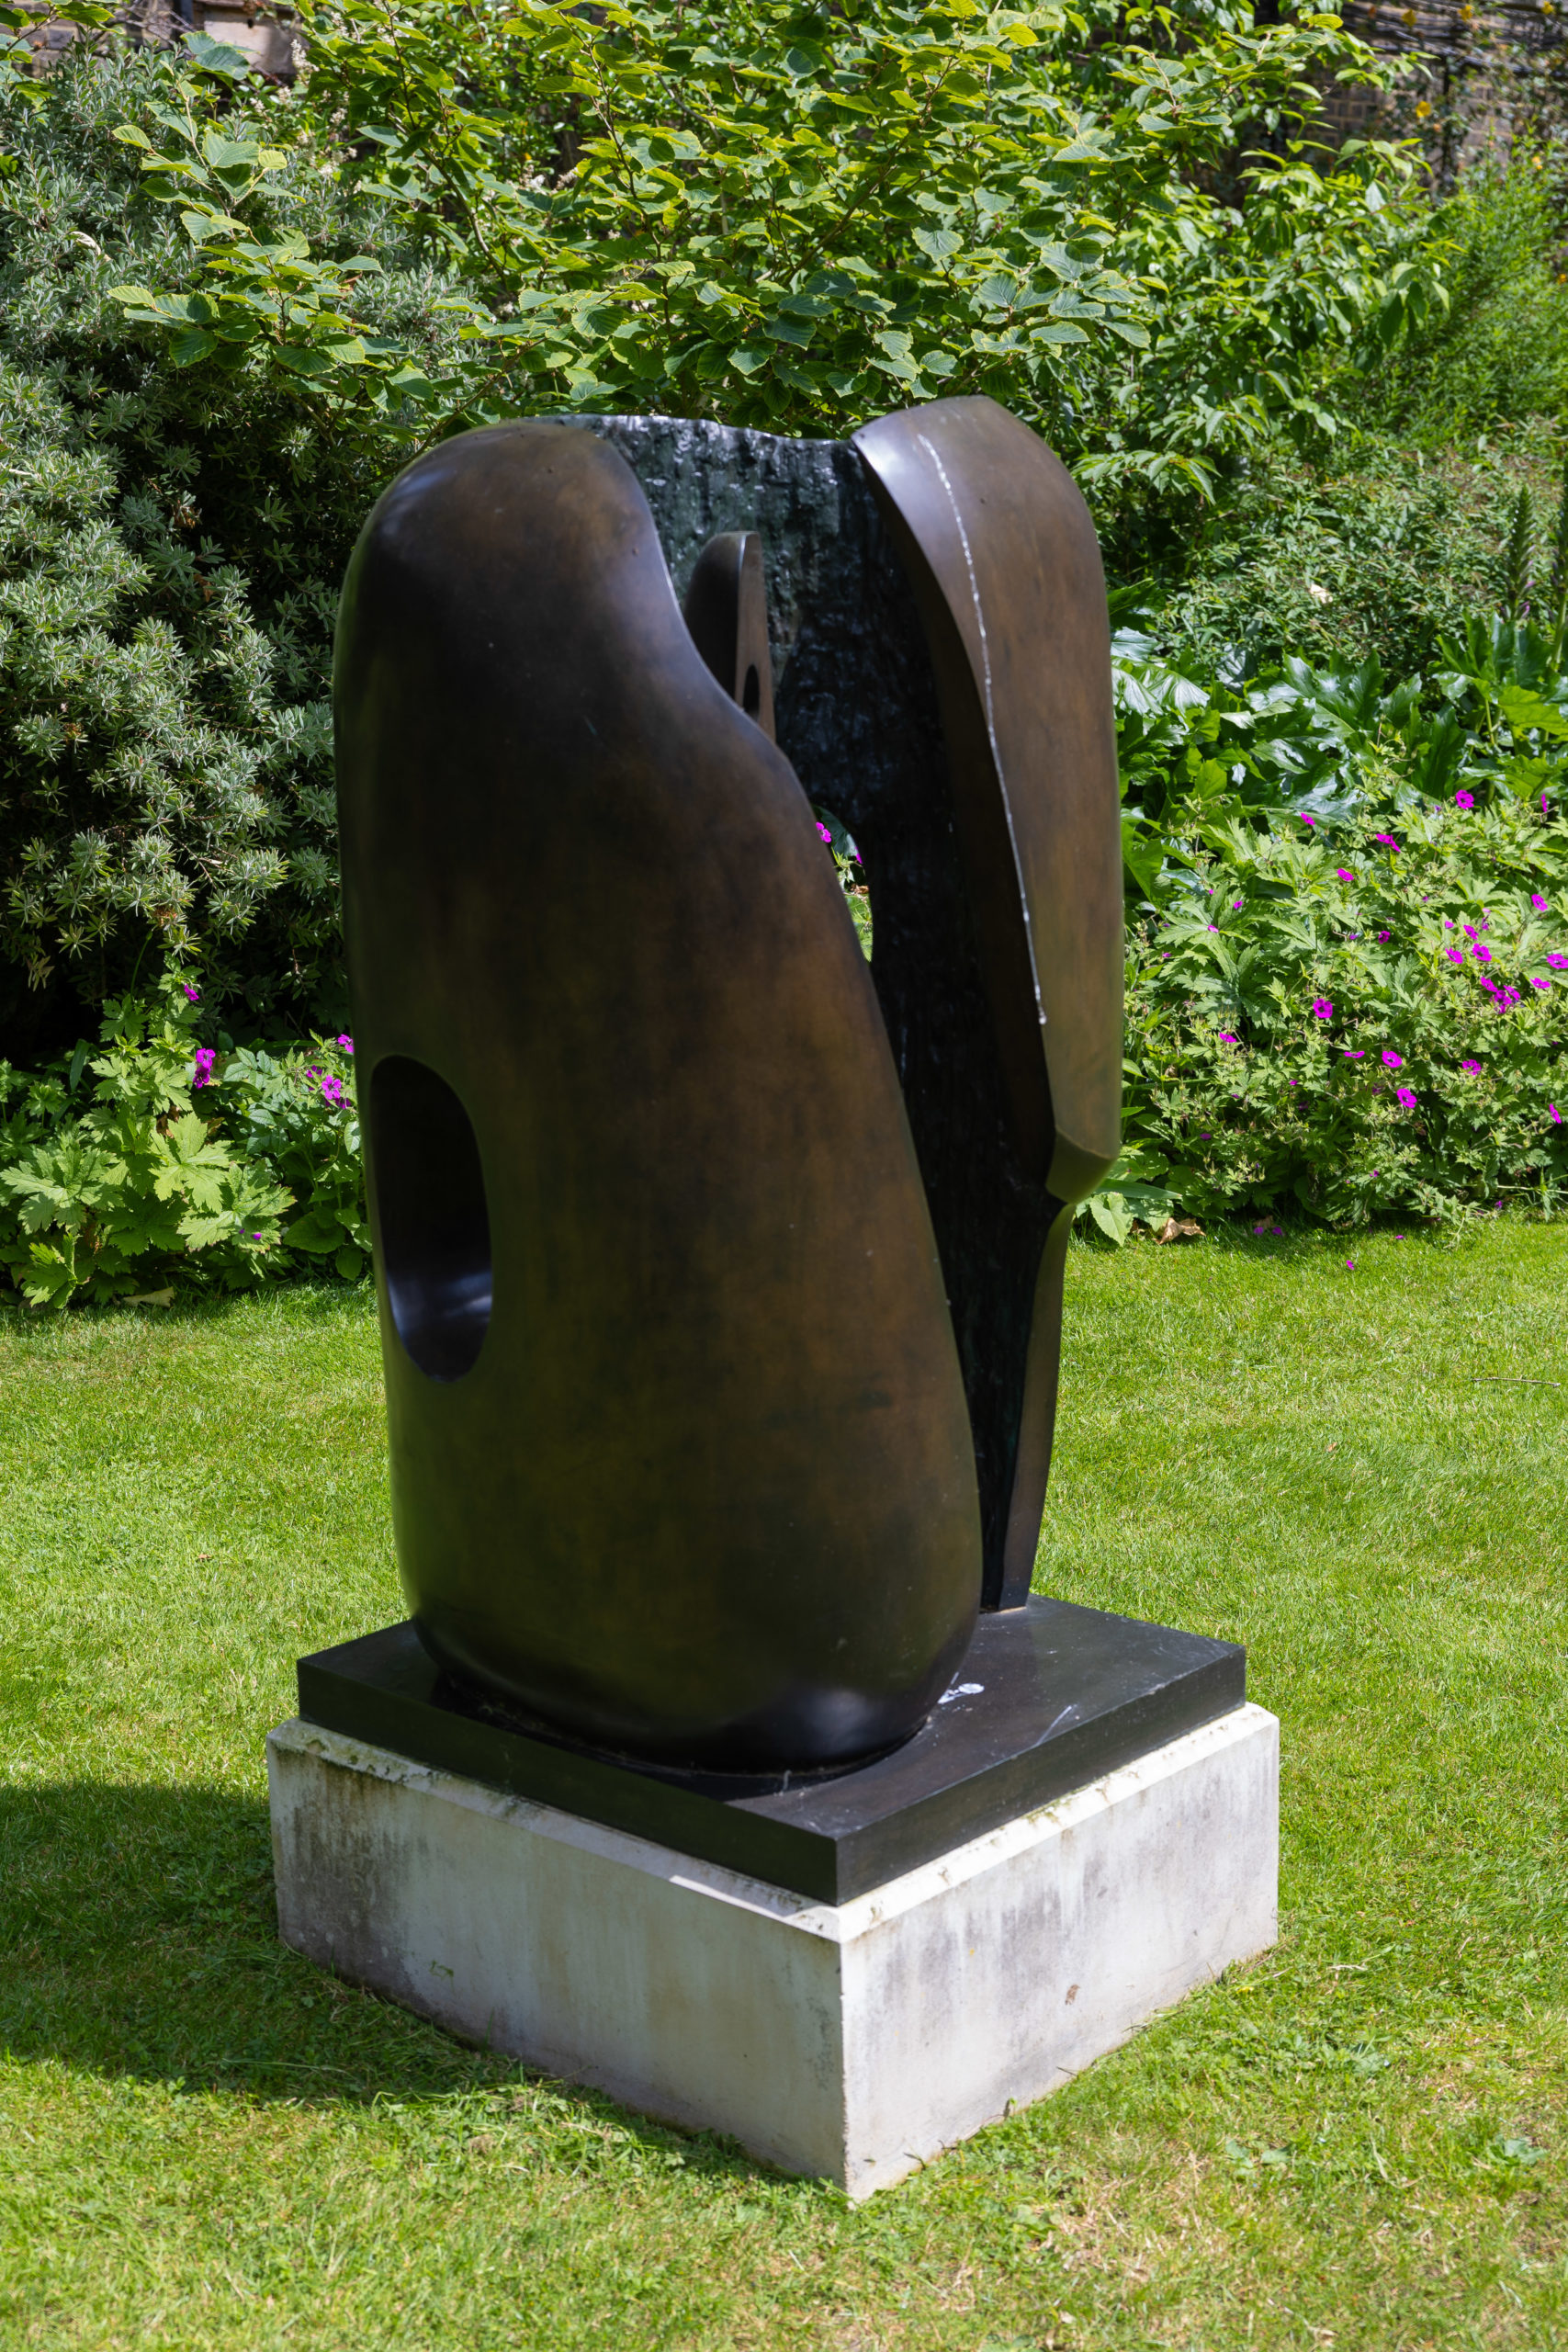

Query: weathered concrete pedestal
<box><xmin>267</xmin><ymin>1660</ymin><xmax>1278</xmax><ymax>2197</ymax></box>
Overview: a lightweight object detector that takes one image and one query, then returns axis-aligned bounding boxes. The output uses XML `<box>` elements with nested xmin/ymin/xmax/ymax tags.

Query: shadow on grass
<box><xmin>0</xmin><ymin>1777</ymin><xmax>756</xmax><ymax>2173</ymax></box>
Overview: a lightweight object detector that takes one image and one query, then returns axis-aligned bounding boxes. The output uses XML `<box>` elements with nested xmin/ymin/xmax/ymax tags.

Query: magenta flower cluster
<box><xmin>193</xmin><ymin>1047</ymin><xmax>216</xmax><ymax>1088</ymax></box>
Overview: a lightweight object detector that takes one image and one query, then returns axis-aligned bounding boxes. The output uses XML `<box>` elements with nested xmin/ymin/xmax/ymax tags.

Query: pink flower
<box><xmin>1377</xmin><ymin>931</ymin><xmax>1390</xmax><ymax>943</ymax></box>
<box><xmin>1374</xmin><ymin>834</ymin><xmax>1401</xmax><ymax>851</ymax></box>
<box><xmin>1300</xmin><ymin>813</ymin><xmax>1315</xmax><ymax>827</ymax></box>
<box><xmin>1455</xmin><ymin>790</ymin><xmax>1475</xmax><ymax>810</ymax></box>
<box><xmin>193</xmin><ymin>1048</ymin><xmax>216</xmax><ymax>1089</ymax></box>
<box><xmin>336</xmin><ymin>1034</ymin><xmax>355</xmax><ymax>1054</ymax></box>
<box><xmin>1550</xmin><ymin>955</ymin><xmax>1568</xmax><ymax>970</ymax></box>
<box><xmin>182</xmin><ymin>983</ymin><xmax>200</xmax><ymax>1004</ymax></box>
<box><xmin>1461</xmin><ymin>1060</ymin><xmax>1482</xmax><ymax>1075</ymax></box>
<box><xmin>1233</xmin><ymin>899</ymin><xmax>1244</xmax><ymax>910</ymax></box>
<box><xmin>1532</xmin><ymin>893</ymin><xmax>1550</xmax><ymax>910</ymax></box>
<box><xmin>1445</xmin><ymin>948</ymin><xmax>1464</xmax><ymax>965</ymax></box>
<box><xmin>1396</xmin><ymin>1087</ymin><xmax>1417</xmax><ymax>1111</ymax></box>
<box><xmin>1336</xmin><ymin>867</ymin><xmax>1355</xmax><ymax>883</ymax></box>
<box><xmin>1342</xmin><ymin>1048</ymin><xmax>1365</xmax><ymax>1058</ymax></box>
<box><xmin>1502</xmin><ymin>988</ymin><xmax>1521</xmax><ymax>1006</ymax></box>
<box><xmin>816</xmin><ymin>821</ymin><xmax>832</xmax><ymax>844</ymax></box>
<box><xmin>1552</xmin><ymin>1103</ymin><xmax>1563</xmax><ymax>1125</ymax></box>
<box><xmin>1311</xmin><ymin>998</ymin><xmax>1333</xmax><ymax>1020</ymax></box>
<box><xmin>1382</xmin><ymin>1049</ymin><xmax>1403</xmax><ymax>1069</ymax></box>
<box><xmin>1219</xmin><ymin>1032</ymin><xmax>1238</xmax><ymax>1044</ymax></box>
<box><xmin>1346</xmin><ymin>1258</ymin><xmax>1355</xmax><ymax>1271</ymax></box>
<box><xmin>1532</xmin><ymin>977</ymin><xmax>1551</xmax><ymax>991</ymax></box>
<box><xmin>1472</xmin><ymin>944</ymin><xmax>1492</xmax><ymax>964</ymax></box>
<box><xmin>321</xmin><ymin>1073</ymin><xmax>344</xmax><ymax>1107</ymax></box>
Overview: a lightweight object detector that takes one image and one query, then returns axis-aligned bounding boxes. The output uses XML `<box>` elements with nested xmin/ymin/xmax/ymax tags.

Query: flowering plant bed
<box><xmin>0</xmin><ymin>975</ymin><xmax>365</xmax><ymax>1307</ymax></box>
<box><xmin>1113</xmin><ymin>790</ymin><xmax>1568</xmax><ymax>1231</ymax></box>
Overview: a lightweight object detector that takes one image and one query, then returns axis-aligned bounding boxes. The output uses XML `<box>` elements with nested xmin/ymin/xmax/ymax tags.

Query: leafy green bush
<box><xmin>0</xmin><ymin>978</ymin><xmax>367</xmax><ymax>1307</ymax></box>
<box><xmin>1362</xmin><ymin>158</ymin><xmax>1568</xmax><ymax>444</ymax></box>
<box><xmin>0</xmin><ymin>39</ymin><xmax>468</xmax><ymax>1057</ymax></box>
<box><xmin>1126</xmin><ymin>435</ymin><xmax>1563</xmax><ymax>685</ymax></box>
<box><xmin>125</xmin><ymin>0</ymin><xmax>1438</xmax><ymax>511</ymax></box>
<box><xmin>0</xmin><ymin>4</ymin><xmax>1454</xmax><ymax>1059</ymax></box>
<box><xmin>1115</xmin><ymin>605</ymin><xmax>1568</xmax><ymax>872</ymax></box>
<box><xmin>1094</xmin><ymin>609</ymin><xmax>1568</xmax><ymax>1233</ymax></box>
<box><xmin>1117</xmin><ymin>795</ymin><xmax>1568</xmax><ymax>1230</ymax></box>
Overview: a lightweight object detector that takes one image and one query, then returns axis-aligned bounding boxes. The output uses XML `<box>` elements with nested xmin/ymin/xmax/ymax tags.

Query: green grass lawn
<box><xmin>1</xmin><ymin>1222</ymin><xmax>1565</xmax><ymax>2351</ymax></box>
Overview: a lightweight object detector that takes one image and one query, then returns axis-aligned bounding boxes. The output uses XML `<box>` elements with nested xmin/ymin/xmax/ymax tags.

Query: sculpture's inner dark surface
<box><xmin>580</xmin><ymin>418</ymin><xmax>1061</xmax><ymax>1601</ymax></box>
<box><xmin>371</xmin><ymin>1054</ymin><xmax>493</xmax><ymax>1382</ymax></box>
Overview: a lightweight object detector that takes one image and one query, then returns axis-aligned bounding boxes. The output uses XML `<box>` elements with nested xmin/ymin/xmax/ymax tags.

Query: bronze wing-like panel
<box><xmin>852</xmin><ymin>399</ymin><xmax>1122</xmax><ymax>1605</ymax></box>
<box><xmin>334</xmin><ymin>421</ymin><xmax>981</xmax><ymax>1776</ymax></box>
<box><xmin>852</xmin><ymin>399</ymin><xmax>1122</xmax><ymax>1205</ymax></box>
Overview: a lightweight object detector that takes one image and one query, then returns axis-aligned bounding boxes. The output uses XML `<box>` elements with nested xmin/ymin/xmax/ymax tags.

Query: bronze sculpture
<box><xmin>333</xmin><ymin>395</ymin><xmax>1122</xmax><ymax>1781</ymax></box>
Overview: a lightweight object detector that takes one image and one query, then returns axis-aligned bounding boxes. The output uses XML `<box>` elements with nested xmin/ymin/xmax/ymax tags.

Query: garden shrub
<box><xmin>0</xmin><ymin>40</ymin><xmax>465</xmax><ymax>1058</ymax></box>
<box><xmin>0</xmin><ymin>976</ymin><xmax>366</xmax><ymax>1306</ymax></box>
<box><xmin>153</xmin><ymin>0</ymin><xmax>1438</xmax><ymax>506</ymax></box>
<box><xmin>6</xmin><ymin>7</ymin><xmax>1568</xmax><ymax>1299</ymax></box>
<box><xmin>1130</xmin><ymin>435</ymin><xmax>1565</xmax><ymax>686</ymax></box>
<box><xmin>1362</xmin><ymin>157</ymin><xmax>1568</xmax><ymax>445</ymax></box>
<box><xmin>1116</xmin><ymin>792</ymin><xmax>1568</xmax><ymax>1230</ymax></box>
<box><xmin>1094</xmin><ymin>605</ymin><xmax>1568</xmax><ymax>1240</ymax></box>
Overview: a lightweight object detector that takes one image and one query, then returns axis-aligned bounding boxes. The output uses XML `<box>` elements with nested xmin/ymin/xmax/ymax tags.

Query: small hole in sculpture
<box><xmin>814</xmin><ymin>804</ymin><xmax>874</xmax><ymax>965</ymax></box>
<box><xmin>370</xmin><ymin>1056</ymin><xmax>492</xmax><ymax>1382</ymax></box>
<box><xmin>741</xmin><ymin>662</ymin><xmax>761</xmax><ymax>718</ymax></box>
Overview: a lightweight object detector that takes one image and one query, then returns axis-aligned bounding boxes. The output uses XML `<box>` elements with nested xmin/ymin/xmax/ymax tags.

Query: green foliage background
<box><xmin>0</xmin><ymin>38</ymin><xmax>467</xmax><ymax>1057</ymax></box>
<box><xmin>4</xmin><ymin>5</ymin><xmax>1568</xmax><ymax>1294</ymax></box>
<box><xmin>0</xmin><ymin>2</ymin><xmax>1438</xmax><ymax>1047</ymax></box>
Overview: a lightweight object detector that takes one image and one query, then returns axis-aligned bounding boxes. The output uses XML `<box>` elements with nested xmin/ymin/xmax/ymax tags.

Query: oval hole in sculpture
<box><xmin>741</xmin><ymin>662</ymin><xmax>761</xmax><ymax>720</ymax></box>
<box><xmin>370</xmin><ymin>1055</ymin><xmax>492</xmax><ymax>1382</ymax></box>
<box><xmin>815</xmin><ymin>805</ymin><xmax>874</xmax><ymax>964</ymax></box>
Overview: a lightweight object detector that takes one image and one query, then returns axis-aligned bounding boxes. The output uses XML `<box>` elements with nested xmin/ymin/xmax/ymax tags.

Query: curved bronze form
<box><xmin>852</xmin><ymin>401</ymin><xmax>1122</xmax><ymax>1604</ymax></box>
<box><xmin>335</xmin><ymin>420</ymin><xmax>981</xmax><ymax>1776</ymax></box>
<box><xmin>334</xmin><ymin>396</ymin><xmax>1122</xmax><ymax>1774</ymax></box>
<box><xmin>682</xmin><ymin>530</ymin><xmax>775</xmax><ymax>741</ymax></box>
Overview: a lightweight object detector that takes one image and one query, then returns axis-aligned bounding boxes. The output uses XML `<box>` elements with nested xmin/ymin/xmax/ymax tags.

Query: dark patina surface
<box><xmin>333</xmin><ymin>400</ymin><xmax>1131</xmax><ymax>1780</ymax></box>
<box><xmin>573</xmin><ymin>405</ymin><xmax>1121</xmax><ymax>1610</ymax></box>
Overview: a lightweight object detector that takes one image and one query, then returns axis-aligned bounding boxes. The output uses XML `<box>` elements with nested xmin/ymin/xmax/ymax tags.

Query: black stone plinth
<box><xmin>297</xmin><ymin>1601</ymin><xmax>1244</xmax><ymax>1904</ymax></box>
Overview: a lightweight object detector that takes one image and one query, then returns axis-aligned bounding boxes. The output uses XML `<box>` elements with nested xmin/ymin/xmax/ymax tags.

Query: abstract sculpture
<box><xmin>333</xmin><ymin>394</ymin><xmax>1122</xmax><ymax>1781</ymax></box>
